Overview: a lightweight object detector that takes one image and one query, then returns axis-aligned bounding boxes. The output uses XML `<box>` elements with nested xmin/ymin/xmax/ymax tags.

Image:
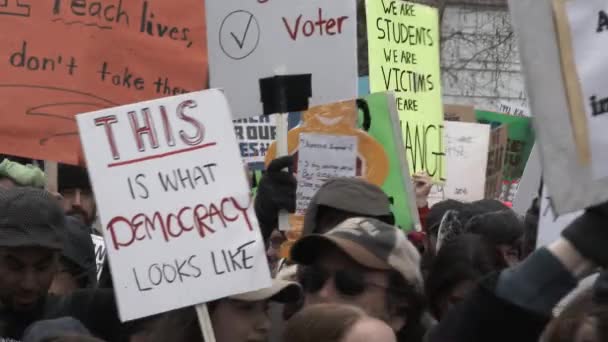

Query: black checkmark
<box><xmin>231</xmin><ymin>14</ymin><xmax>254</xmax><ymax>49</ymax></box>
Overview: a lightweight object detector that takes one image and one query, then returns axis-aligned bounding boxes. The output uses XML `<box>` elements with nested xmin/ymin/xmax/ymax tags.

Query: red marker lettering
<box><xmin>94</xmin><ymin>115</ymin><xmax>120</xmax><ymax>160</ymax></box>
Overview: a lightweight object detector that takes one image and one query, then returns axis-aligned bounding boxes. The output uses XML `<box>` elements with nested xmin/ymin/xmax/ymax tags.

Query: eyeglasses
<box><xmin>298</xmin><ymin>265</ymin><xmax>390</xmax><ymax>297</ymax></box>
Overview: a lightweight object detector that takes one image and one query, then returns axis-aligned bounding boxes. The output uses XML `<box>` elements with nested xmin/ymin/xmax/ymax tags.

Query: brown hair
<box><xmin>542</xmin><ymin>289</ymin><xmax>608</xmax><ymax>342</ymax></box>
<box><xmin>284</xmin><ymin>304</ymin><xmax>367</xmax><ymax>342</ymax></box>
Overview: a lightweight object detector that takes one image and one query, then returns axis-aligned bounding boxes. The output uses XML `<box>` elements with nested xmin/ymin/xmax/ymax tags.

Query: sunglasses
<box><xmin>298</xmin><ymin>265</ymin><xmax>390</xmax><ymax>297</ymax></box>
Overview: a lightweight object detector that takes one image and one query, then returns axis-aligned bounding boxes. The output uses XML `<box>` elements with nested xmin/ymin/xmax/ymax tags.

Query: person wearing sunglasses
<box><xmin>290</xmin><ymin>217</ymin><xmax>426</xmax><ymax>342</ymax></box>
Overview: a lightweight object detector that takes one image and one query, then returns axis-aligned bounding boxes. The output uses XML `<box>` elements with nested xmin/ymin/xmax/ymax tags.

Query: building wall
<box><xmin>440</xmin><ymin>5</ymin><xmax>530</xmax><ymax>113</ymax></box>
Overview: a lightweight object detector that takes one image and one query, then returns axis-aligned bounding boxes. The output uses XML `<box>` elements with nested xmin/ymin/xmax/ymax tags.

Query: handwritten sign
<box><xmin>562</xmin><ymin>0</ymin><xmax>608</xmax><ymax>179</ymax></box>
<box><xmin>538</xmin><ymin>186</ymin><xmax>583</xmax><ymax>248</ymax></box>
<box><xmin>77</xmin><ymin>89</ymin><xmax>271</xmax><ymax>321</ymax></box>
<box><xmin>476</xmin><ymin>110</ymin><xmax>535</xmax><ymax>181</ymax></box>
<box><xmin>485</xmin><ymin>125</ymin><xmax>508</xmax><ymax>199</ymax></box>
<box><xmin>91</xmin><ymin>234</ymin><xmax>106</xmax><ymax>280</ymax></box>
<box><xmin>206</xmin><ymin>0</ymin><xmax>357</xmax><ymax>119</ymax></box>
<box><xmin>296</xmin><ymin>133</ymin><xmax>357</xmax><ymax>214</ymax></box>
<box><xmin>498</xmin><ymin>101</ymin><xmax>530</xmax><ymax>117</ymax></box>
<box><xmin>444</xmin><ymin>104</ymin><xmax>476</xmax><ymax>123</ymax></box>
<box><xmin>367</xmin><ymin>0</ymin><xmax>445</xmax><ymax>182</ymax></box>
<box><xmin>0</xmin><ymin>1</ymin><xmax>208</xmax><ymax>165</ymax></box>
<box><xmin>442</xmin><ymin>121</ymin><xmax>491</xmax><ymax>202</ymax></box>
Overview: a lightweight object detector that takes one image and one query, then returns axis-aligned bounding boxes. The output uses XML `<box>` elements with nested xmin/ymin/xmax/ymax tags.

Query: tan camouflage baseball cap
<box><xmin>291</xmin><ymin>217</ymin><xmax>423</xmax><ymax>290</ymax></box>
<box><xmin>230</xmin><ymin>279</ymin><xmax>302</xmax><ymax>303</ymax></box>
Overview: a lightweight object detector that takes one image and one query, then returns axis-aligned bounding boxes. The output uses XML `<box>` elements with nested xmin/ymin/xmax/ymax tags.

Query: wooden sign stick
<box><xmin>195</xmin><ymin>303</ymin><xmax>216</xmax><ymax>342</ymax></box>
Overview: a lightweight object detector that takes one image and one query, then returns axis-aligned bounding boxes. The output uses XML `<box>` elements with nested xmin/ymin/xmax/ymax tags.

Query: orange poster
<box><xmin>0</xmin><ymin>0</ymin><xmax>208</xmax><ymax>164</ymax></box>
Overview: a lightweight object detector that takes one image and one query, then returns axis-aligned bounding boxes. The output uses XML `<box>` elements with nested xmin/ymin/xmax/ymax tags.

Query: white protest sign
<box><xmin>77</xmin><ymin>89</ymin><xmax>271</xmax><ymax>322</ymax></box>
<box><xmin>426</xmin><ymin>122</ymin><xmax>490</xmax><ymax>206</ymax></box>
<box><xmin>91</xmin><ymin>235</ymin><xmax>106</xmax><ymax>281</ymax></box>
<box><xmin>512</xmin><ymin>145</ymin><xmax>541</xmax><ymax>215</ymax></box>
<box><xmin>206</xmin><ymin>0</ymin><xmax>358</xmax><ymax>119</ymax></box>
<box><xmin>234</xmin><ymin>115</ymin><xmax>278</xmax><ymax>165</ymax></box>
<box><xmin>564</xmin><ymin>0</ymin><xmax>608</xmax><ymax>179</ymax></box>
<box><xmin>442</xmin><ymin>121</ymin><xmax>490</xmax><ymax>202</ymax></box>
<box><xmin>497</xmin><ymin>101</ymin><xmax>530</xmax><ymax>117</ymax></box>
<box><xmin>296</xmin><ymin>133</ymin><xmax>358</xmax><ymax>215</ymax></box>
<box><xmin>509</xmin><ymin>0</ymin><xmax>608</xmax><ymax>214</ymax></box>
<box><xmin>537</xmin><ymin>186</ymin><xmax>583</xmax><ymax>248</ymax></box>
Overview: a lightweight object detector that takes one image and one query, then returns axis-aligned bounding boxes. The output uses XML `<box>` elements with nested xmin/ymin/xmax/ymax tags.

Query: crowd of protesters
<box><xmin>0</xmin><ymin>153</ymin><xmax>606</xmax><ymax>342</ymax></box>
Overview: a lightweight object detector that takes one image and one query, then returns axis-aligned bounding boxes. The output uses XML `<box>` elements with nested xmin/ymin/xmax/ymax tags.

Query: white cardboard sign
<box><xmin>537</xmin><ymin>186</ymin><xmax>583</xmax><ymax>248</ymax></box>
<box><xmin>206</xmin><ymin>0</ymin><xmax>358</xmax><ymax>119</ymax></box>
<box><xmin>91</xmin><ymin>234</ymin><xmax>106</xmax><ymax>280</ymax></box>
<box><xmin>509</xmin><ymin>0</ymin><xmax>608</xmax><ymax>214</ymax></box>
<box><xmin>512</xmin><ymin>145</ymin><xmax>541</xmax><ymax>215</ymax></box>
<box><xmin>565</xmin><ymin>0</ymin><xmax>608</xmax><ymax>179</ymax></box>
<box><xmin>296</xmin><ymin>133</ymin><xmax>358</xmax><ymax>215</ymax></box>
<box><xmin>234</xmin><ymin>115</ymin><xmax>278</xmax><ymax>165</ymax></box>
<box><xmin>427</xmin><ymin>121</ymin><xmax>490</xmax><ymax>205</ymax></box>
<box><xmin>77</xmin><ymin>89</ymin><xmax>271</xmax><ymax>322</ymax></box>
<box><xmin>497</xmin><ymin>101</ymin><xmax>530</xmax><ymax>117</ymax></box>
<box><xmin>443</xmin><ymin>121</ymin><xmax>491</xmax><ymax>202</ymax></box>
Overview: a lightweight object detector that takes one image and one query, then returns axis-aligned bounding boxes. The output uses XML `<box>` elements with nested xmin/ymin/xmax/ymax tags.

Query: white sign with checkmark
<box><xmin>206</xmin><ymin>0</ymin><xmax>358</xmax><ymax>119</ymax></box>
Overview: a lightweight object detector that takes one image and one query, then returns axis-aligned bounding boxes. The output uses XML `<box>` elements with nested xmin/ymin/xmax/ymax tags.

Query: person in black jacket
<box><xmin>0</xmin><ymin>187</ymin><xmax>126</xmax><ymax>341</ymax></box>
<box><xmin>427</xmin><ymin>201</ymin><xmax>608</xmax><ymax>342</ymax></box>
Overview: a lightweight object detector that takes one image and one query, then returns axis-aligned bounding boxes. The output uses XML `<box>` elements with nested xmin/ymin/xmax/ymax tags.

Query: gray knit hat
<box><xmin>0</xmin><ymin>187</ymin><xmax>64</xmax><ymax>250</ymax></box>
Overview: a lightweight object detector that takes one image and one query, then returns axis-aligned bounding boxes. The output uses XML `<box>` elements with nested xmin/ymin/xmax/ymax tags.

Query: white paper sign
<box><xmin>537</xmin><ymin>186</ymin><xmax>583</xmax><ymax>248</ymax></box>
<box><xmin>77</xmin><ymin>89</ymin><xmax>271</xmax><ymax>321</ymax></box>
<box><xmin>443</xmin><ymin>122</ymin><xmax>491</xmax><ymax>202</ymax></box>
<box><xmin>512</xmin><ymin>145</ymin><xmax>541</xmax><ymax>215</ymax></box>
<box><xmin>91</xmin><ymin>234</ymin><xmax>106</xmax><ymax>280</ymax></box>
<box><xmin>427</xmin><ymin>122</ymin><xmax>490</xmax><ymax>205</ymax></box>
<box><xmin>498</xmin><ymin>101</ymin><xmax>530</xmax><ymax>117</ymax></box>
<box><xmin>296</xmin><ymin>133</ymin><xmax>358</xmax><ymax>214</ymax></box>
<box><xmin>565</xmin><ymin>0</ymin><xmax>608</xmax><ymax>179</ymax></box>
<box><xmin>206</xmin><ymin>0</ymin><xmax>358</xmax><ymax>119</ymax></box>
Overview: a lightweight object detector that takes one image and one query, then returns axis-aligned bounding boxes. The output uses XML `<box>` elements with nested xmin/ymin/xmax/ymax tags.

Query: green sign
<box><xmin>358</xmin><ymin>92</ymin><xmax>419</xmax><ymax>231</ymax></box>
<box><xmin>367</xmin><ymin>0</ymin><xmax>445</xmax><ymax>182</ymax></box>
<box><xmin>476</xmin><ymin>110</ymin><xmax>535</xmax><ymax>181</ymax></box>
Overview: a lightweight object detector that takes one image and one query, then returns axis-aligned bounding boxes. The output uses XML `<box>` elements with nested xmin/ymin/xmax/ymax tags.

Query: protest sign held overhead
<box><xmin>296</xmin><ymin>133</ymin><xmax>358</xmax><ymax>215</ymax></box>
<box><xmin>427</xmin><ymin>121</ymin><xmax>504</xmax><ymax>206</ymax></box>
<box><xmin>206</xmin><ymin>0</ymin><xmax>358</xmax><ymax>119</ymax></box>
<box><xmin>512</xmin><ymin>145</ymin><xmax>542</xmax><ymax>215</ymax></box>
<box><xmin>91</xmin><ymin>234</ymin><xmax>106</xmax><ymax>281</ymax></box>
<box><xmin>366</xmin><ymin>0</ymin><xmax>445</xmax><ymax>182</ymax></box>
<box><xmin>485</xmin><ymin>125</ymin><xmax>508</xmax><ymax>199</ymax></box>
<box><xmin>234</xmin><ymin>115</ymin><xmax>278</xmax><ymax>166</ymax></box>
<box><xmin>510</xmin><ymin>0</ymin><xmax>608</xmax><ymax>214</ymax></box>
<box><xmin>77</xmin><ymin>89</ymin><xmax>271</xmax><ymax>322</ymax></box>
<box><xmin>439</xmin><ymin>121</ymin><xmax>491</xmax><ymax>203</ymax></box>
<box><xmin>476</xmin><ymin>110</ymin><xmax>535</xmax><ymax>182</ymax></box>
<box><xmin>234</xmin><ymin>113</ymin><xmax>301</xmax><ymax>169</ymax></box>
<box><xmin>558</xmin><ymin>0</ymin><xmax>608</xmax><ymax>179</ymax></box>
<box><xmin>498</xmin><ymin>101</ymin><xmax>530</xmax><ymax>117</ymax></box>
<box><xmin>266</xmin><ymin>92</ymin><xmax>420</xmax><ymax>232</ymax></box>
<box><xmin>537</xmin><ymin>186</ymin><xmax>583</xmax><ymax>248</ymax></box>
<box><xmin>444</xmin><ymin>104</ymin><xmax>476</xmax><ymax>123</ymax></box>
<box><xmin>0</xmin><ymin>1</ymin><xmax>208</xmax><ymax>165</ymax></box>
<box><xmin>266</xmin><ymin>100</ymin><xmax>390</xmax><ymax>187</ymax></box>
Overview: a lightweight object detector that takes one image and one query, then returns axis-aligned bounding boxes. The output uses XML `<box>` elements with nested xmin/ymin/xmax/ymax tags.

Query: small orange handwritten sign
<box><xmin>0</xmin><ymin>0</ymin><xmax>208</xmax><ymax>164</ymax></box>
